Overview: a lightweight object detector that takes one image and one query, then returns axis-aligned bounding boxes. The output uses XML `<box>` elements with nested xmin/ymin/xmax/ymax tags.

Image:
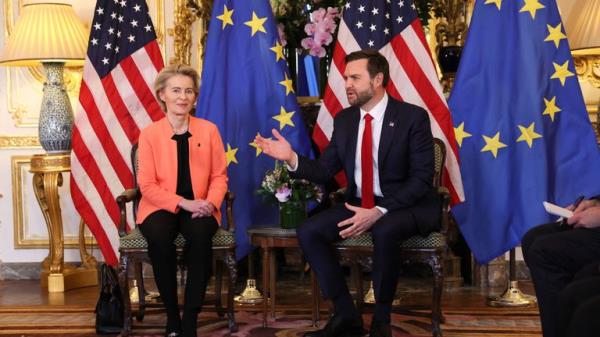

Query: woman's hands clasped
<box><xmin>178</xmin><ymin>199</ymin><xmax>215</xmax><ymax>218</ymax></box>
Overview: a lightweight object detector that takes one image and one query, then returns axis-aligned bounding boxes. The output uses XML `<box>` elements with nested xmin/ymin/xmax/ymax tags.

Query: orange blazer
<box><xmin>136</xmin><ymin>116</ymin><xmax>228</xmax><ymax>225</ymax></box>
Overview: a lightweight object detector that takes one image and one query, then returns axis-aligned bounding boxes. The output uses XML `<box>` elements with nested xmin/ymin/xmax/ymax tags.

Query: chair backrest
<box><xmin>432</xmin><ymin>138</ymin><xmax>446</xmax><ymax>189</ymax></box>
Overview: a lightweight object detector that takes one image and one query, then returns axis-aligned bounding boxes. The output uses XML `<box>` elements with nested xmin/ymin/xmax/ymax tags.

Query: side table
<box><xmin>248</xmin><ymin>227</ymin><xmax>320</xmax><ymax>327</ymax></box>
<box><xmin>30</xmin><ymin>153</ymin><xmax>97</xmax><ymax>292</ymax></box>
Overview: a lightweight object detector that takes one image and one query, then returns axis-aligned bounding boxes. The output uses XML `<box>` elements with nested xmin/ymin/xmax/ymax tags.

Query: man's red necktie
<box><xmin>361</xmin><ymin>113</ymin><xmax>375</xmax><ymax>208</ymax></box>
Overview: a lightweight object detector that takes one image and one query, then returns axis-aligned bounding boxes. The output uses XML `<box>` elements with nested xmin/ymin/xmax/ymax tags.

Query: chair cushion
<box><xmin>335</xmin><ymin>231</ymin><xmax>446</xmax><ymax>248</ymax></box>
<box><xmin>120</xmin><ymin>227</ymin><xmax>235</xmax><ymax>249</ymax></box>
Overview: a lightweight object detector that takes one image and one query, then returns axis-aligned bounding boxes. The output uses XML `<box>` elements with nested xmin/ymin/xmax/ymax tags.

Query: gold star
<box><xmin>543</xmin><ymin>96</ymin><xmax>561</xmax><ymax>121</ymax></box>
<box><xmin>244</xmin><ymin>11</ymin><xmax>267</xmax><ymax>36</ymax></box>
<box><xmin>544</xmin><ymin>23</ymin><xmax>567</xmax><ymax>48</ymax></box>
<box><xmin>216</xmin><ymin>5</ymin><xmax>234</xmax><ymax>29</ymax></box>
<box><xmin>249</xmin><ymin>133</ymin><xmax>270</xmax><ymax>157</ymax></box>
<box><xmin>520</xmin><ymin>0</ymin><xmax>545</xmax><ymax>19</ymax></box>
<box><xmin>279</xmin><ymin>73</ymin><xmax>295</xmax><ymax>95</ymax></box>
<box><xmin>550</xmin><ymin>60</ymin><xmax>575</xmax><ymax>86</ymax></box>
<box><xmin>225</xmin><ymin>143</ymin><xmax>238</xmax><ymax>166</ymax></box>
<box><xmin>270</xmin><ymin>41</ymin><xmax>285</xmax><ymax>62</ymax></box>
<box><xmin>454</xmin><ymin>122</ymin><xmax>472</xmax><ymax>147</ymax></box>
<box><xmin>516</xmin><ymin>122</ymin><xmax>543</xmax><ymax>148</ymax></box>
<box><xmin>273</xmin><ymin>106</ymin><xmax>296</xmax><ymax>130</ymax></box>
<box><xmin>485</xmin><ymin>0</ymin><xmax>502</xmax><ymax>10</ymax></box>
<box><xmin>481</xmin><ymin>132</ymin><xmax>507</xmax><ymax>158</ymax></box>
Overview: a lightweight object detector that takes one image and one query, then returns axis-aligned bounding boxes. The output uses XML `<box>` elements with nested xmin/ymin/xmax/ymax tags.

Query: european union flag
<box><xmin>197</xmin><ymin>0</ymin><xmax>313</xmax><ymax>259</ymax></box>
<box><xmin>448</xmin><ymin>0</ymin><xmax>600</xmax><ymax>263</ymax></box>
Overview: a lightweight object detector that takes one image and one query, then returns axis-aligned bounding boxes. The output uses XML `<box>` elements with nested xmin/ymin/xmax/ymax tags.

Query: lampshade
<box><xmin>566</xmin><ymin>0</ymin><xmax>600</xmax><ymax>56</ymax></box>
<box><xmin>0</xmin><ymin>2</ymin><xmax>87</xmax><ymax>67</ymax></box>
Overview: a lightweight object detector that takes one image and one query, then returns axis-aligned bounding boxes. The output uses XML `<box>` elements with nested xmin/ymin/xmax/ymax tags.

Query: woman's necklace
<box><xmin>171</xmin><ymin>118</ymin><xmax>189</xmax><ymax>135</ymax></box>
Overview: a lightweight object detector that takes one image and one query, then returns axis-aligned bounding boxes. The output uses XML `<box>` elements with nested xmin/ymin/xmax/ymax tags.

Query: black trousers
<box><xmin>558</xmin><ymin>262</ymin><xmax>600</xmax><ymax>337</ymax></box>
<box><xmin>296</xmin><ymin>202</ymin><xmax>418</xmax><ymax>312</ymax></box>
<box><xmin>139</xmin><ymin>210</ymin><xmax>218</xmax><ymax>335</ymax></box>
<box><xmin>521</xmin><ymin>223</ymin><xmax>600</xmax><ymax>337</ymax></box>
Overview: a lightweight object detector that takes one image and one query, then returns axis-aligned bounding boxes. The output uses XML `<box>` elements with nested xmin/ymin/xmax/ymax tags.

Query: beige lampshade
<box><xmin>566</xmin><ymin>0</ymin><xmax>600</xmax><ymax>55</ymax></box>
<box><xmin>0</xmin><ymin>2</ymin><xmax>87</xmax><ymax>67</ymax></box>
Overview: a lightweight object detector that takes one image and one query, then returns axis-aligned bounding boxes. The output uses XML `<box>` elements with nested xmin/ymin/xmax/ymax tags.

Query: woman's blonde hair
<box><xmin>153</xmin><ymin>63</ymin><xmax>200</xmax><ymax>112</ymax></box>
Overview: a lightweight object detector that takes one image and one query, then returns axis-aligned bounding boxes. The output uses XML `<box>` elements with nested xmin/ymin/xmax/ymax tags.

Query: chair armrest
<box><xmin>224</xmin><ymin>191</ymin><xmax>236</xmax><ymax>232</ymax></box>
<box><xmin>116</xmin><ymin>188</ymin><xmax>140</xmax><ymax>237</ymax></box>
<box><xmin>329</xmin><ymin>188</ymin><xmax>346</xmax><ymax>206</ymax></box>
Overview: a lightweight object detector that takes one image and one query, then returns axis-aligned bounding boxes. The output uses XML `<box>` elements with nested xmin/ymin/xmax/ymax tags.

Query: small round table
<box><xmin>247</xmin><ymin>227</ymin><xmax>320</xmax><ymax>327</ymax></box>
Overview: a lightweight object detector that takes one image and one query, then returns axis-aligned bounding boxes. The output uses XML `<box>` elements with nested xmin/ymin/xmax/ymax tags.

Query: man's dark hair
<box><xmin>345</xmin><ymin>49</ymin><xmax>390</xmax><ymax>87</ymax></box>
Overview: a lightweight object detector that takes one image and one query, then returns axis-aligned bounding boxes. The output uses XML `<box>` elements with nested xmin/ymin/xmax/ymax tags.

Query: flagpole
<box><xmin>487</xmin><ymin>248</ymin><xmax>536</xmax><ymax>307</ymax></box>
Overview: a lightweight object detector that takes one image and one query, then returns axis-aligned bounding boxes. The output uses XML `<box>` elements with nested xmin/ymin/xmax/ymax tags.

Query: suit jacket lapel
<box><xmin>378</xmin><ymin>100</ymin><xmax>396</xmax><ymax>166</ymax></box>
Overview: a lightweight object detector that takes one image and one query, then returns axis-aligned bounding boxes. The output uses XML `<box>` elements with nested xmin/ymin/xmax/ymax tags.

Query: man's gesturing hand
<box><xmin>254</xmin><ymin>129</ymin><xmax>297</xmax><ymax>167</ymax></box>
<box><xmin>337</xmin><ymin>203</ymin><xmax>384</xmax><ymax>239</ymax></box>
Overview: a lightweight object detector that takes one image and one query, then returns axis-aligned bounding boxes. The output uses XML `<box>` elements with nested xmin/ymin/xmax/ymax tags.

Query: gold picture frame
<box><xmin>11</xmin><ymin>155</ymin><xmax>96</xmax><ymax>249</ymax></box>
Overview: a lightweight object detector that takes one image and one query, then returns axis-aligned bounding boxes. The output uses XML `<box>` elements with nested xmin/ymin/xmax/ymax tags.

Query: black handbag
<box><xmin>95</xmin><ymin>263</ymin><xmax>124</xmax><ymax>334</ymax></box>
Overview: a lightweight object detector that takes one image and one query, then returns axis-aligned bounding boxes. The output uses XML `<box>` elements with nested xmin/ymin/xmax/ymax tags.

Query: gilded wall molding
<box><xmin>574</xmin><ymin>56</ymin><xmax>600</xmax><ymax>89</ymax></box>
<box><xmin>0</xmin><ymin>136</ymin><xmax>40</xmax><ymax>149</ymax></box>
<box><xmin>12</xmin><ymin>156</ymin><xmax>96</xmax><ymax>249</ymax></box>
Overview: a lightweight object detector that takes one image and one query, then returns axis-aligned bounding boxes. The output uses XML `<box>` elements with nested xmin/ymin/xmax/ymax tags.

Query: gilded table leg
<box><xmin>32</xmin><ymin>171</ymin><xmax>65</xmax><ymax>292</ymax></box>
<box><xmin>78</xmin><ymin>218</ymin><xmax>97</xmax><ymax>269</ymax></box>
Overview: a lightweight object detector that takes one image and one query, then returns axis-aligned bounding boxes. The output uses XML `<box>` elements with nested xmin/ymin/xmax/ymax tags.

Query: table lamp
<box><xmin>0</xmin><ymin>2</ymin><xmax>87</xmax><ymax>153</ymax></box>
<box><xmin>566</xmin><ymin>0</ymin><xmax>600</xmax><ymax>88</ymax></box>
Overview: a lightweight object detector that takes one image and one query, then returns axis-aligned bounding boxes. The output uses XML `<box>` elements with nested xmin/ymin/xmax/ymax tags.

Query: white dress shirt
<box><xmin>356</xmin><ymin>93</ymin><xmax>388</xmax><ymax>214</ymax></box>
<box><xmin>288</xmin><ymin>93</ymin><xmax>389</xmax><ymax>214</ymax></box>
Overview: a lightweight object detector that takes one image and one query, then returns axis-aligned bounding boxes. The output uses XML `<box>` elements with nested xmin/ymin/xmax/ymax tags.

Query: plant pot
<box><xmin>279</xmin><ymin>201</ymin><xmax>307</xmax><ymax>229</ymax></box>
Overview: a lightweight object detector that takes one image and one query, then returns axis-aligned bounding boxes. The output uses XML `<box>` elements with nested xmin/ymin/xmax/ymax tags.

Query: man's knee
<box><xmin>297</xmin><ymin>218</ymin><xmax>320</xmax><ymax>246</ymax></box>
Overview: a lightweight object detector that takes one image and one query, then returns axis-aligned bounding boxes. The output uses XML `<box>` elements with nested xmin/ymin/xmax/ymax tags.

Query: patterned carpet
<box><xmin>0</xmin><ymin>306</ymin><xmax>541</xmax><ymax>337</ymax></box>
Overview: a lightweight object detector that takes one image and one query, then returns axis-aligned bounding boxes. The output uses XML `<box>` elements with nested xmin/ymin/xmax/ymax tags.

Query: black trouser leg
<box><xmin>371</xmin><ymin>209</ymin><xmax>418</xmax><ymax>323</ymax></box>
<box><xmin>297</xmin><ymin>204</ymin><xmax>361</xmax><ymax>320</ymax></box>
<box><xmin>140</xmin><ymin>211</ymin><xmax>181</xmax><ymax>333</ymax></box>
<box><xmin>179</xmin><ymin>215</ymin><xmax>218</xmax><ymax>337</ymax></box>
<box><xmin>558</xmin><ymin>263</ymin><xmax>600</xmax><ymax>337</ymax></box>
<box><xmin>521</xmin><ymin>224</ymin><xmax>600</xmax><ymax>337</ymax></box>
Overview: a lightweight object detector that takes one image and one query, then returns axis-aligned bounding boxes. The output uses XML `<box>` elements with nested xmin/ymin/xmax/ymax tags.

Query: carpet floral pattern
<box><xmin>0</xmin><ymin>307</ymin><xmax>541</xmax><ymax>337</ymax></box>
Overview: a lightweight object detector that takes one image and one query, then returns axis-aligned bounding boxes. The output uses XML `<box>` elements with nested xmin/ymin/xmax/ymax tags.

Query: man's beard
<box><xmin>347</xmin><ymin>83</ymin><xmax>375</xmax><ymax>107</ymax></box>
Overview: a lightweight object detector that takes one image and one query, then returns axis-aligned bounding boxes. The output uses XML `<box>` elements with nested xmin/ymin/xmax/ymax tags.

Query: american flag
<box><xmin>314</xmin><ymin>0</ymin><xmax>464</xmax><ymax>204</ymax></box>
<box><xmin>70</xmin><ymin>0</ymin><xmax>164</xmax><ymax>266</ymax></box>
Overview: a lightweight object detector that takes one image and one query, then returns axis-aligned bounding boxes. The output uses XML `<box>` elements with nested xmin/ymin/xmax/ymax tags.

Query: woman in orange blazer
<box><xmin>136</xmin><ymin>64</ymin><xmax>227</xmax><ymax>337</ymax></box>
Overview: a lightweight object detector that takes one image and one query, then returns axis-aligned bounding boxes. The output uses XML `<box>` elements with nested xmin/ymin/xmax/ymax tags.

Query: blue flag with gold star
<box><xmin>197</xmin><ymin>0</ymin><xmax>313</xmax><ymax>259</ymax></box>
<box><xmin>448</xmin><ymin>0</ymin><xmax>600</xmax><ymax>263</ymax></box>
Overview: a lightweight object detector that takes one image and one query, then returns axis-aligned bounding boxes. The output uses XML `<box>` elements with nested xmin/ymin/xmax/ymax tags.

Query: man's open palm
<box><xmin>255</xmin><ymin>129</ymin><xmax>294</xmax><ymax>162</ymax></box>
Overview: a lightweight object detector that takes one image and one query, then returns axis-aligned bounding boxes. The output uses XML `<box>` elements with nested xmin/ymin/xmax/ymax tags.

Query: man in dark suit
<box><xmin>522</xmin><ymin>199</ymin><xmax>600</xmax><ymax>337</ymax></box>
<box><xmin>255</xmin><ymin>50</ymin><xmax>439</xmax><ymax>337</ymax></box>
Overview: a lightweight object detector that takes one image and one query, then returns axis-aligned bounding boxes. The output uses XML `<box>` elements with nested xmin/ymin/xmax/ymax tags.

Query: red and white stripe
<box><xmin>314</xmin><ymin>19</ymin><xmax>464</xmax><ymax>205</ymax></box>
<box><xmin>70</xmin><ymin>42</ymin><xmax>164</xmax><ymax>265</ymax></box>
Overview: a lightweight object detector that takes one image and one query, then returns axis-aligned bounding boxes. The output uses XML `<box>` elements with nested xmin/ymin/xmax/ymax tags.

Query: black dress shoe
<box><xmin>165</xmin><ymin>332</ymin><xmax>181</xmax><ymax>337</ymax></box>
<box><xmin>303</xmin><ymin>314</ymin><xmax>364</xmax><ymax>337</ymax></box>
<box><xmin>369</xmin><ymin>319</ymin><xmax>391</xmax><ymax>337</ymax></box>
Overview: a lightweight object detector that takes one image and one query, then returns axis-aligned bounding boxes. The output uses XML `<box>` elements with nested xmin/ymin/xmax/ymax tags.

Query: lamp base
<box><xmin>39</xmin><ymin>62</ymin><xmax>74</xmax><ymax>153</ymax></box>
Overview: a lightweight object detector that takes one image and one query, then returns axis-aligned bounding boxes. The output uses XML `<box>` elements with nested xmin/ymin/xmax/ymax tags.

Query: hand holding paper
<box><xmin>543</xmin><ymin>201</ymin><xmax>573</xmax><ymax>218</ymax></box>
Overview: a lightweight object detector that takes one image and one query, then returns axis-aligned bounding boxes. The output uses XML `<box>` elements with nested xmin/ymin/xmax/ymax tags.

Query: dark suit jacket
<box><xmin>295</xmin><ymin>97</ymin><xmax>440</xmax><ymax>234</ymax></box>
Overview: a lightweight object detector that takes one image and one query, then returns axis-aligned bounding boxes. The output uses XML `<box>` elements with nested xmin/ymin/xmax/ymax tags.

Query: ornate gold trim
<box><xmin>11</xmin><ymin>156</ymin><xmax>96</xmax><ymax>249</ymax></box>
<box><xmin>0</xmin><ymin>136</ymin><xmax>41</xmax><ymax>149</ymax></box>
<box><xmin>155</xmin><ymin>0</ymin><xmax>167</xmax><ymax>62</ymax></box>
<box><xmin>574</xmin><ymin>55</ymin><xmax>600</xmax><ymax>89</ymax></box>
